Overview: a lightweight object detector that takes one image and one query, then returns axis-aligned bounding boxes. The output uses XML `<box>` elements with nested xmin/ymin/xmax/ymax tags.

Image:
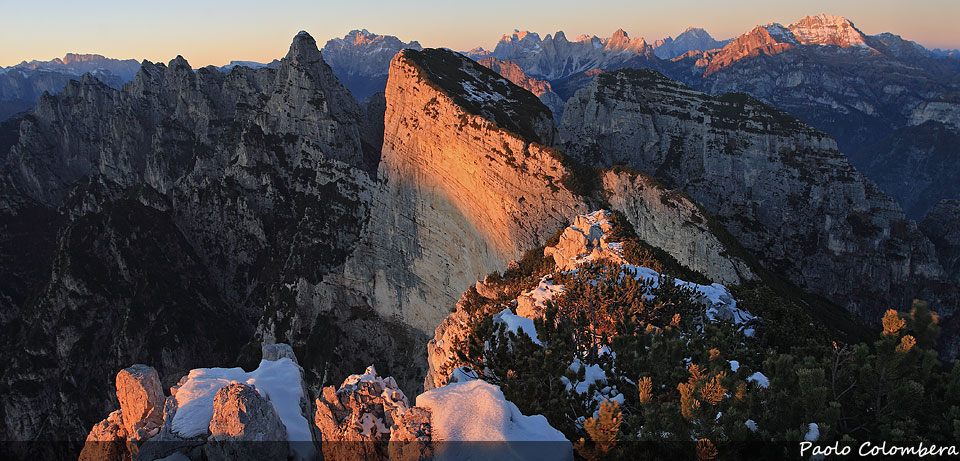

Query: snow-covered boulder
<box><xmin>80</xmin><ymin>344</ymin><xmax>316</xmax><ymax>461</ymax></box>
<box><xmin>416</xmin><ymin>380</ymin><xmax>572</xmax><ymax>460</ymax></box>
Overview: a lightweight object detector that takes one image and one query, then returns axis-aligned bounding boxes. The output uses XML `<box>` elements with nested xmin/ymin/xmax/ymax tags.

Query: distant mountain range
<box><xmin>2</xmin><ymin>14</ymin><xmax>958</xmax><ymax>219</ymax></box>
<box><xmin>321</xmin><ymin>29</ymin><xmax>422</xmax><ymax>101</ymax></box>
<box><xmin>0</xmin><ymin>54</ymin><xmax>141</xmax><ymax>121</ymax></box>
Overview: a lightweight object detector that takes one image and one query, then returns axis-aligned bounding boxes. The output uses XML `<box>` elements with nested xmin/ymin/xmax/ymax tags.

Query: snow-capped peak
<box><xmin>788</xmin><ymin>14</ymin><xmax>869</xmax><ymax>48</ymax></box>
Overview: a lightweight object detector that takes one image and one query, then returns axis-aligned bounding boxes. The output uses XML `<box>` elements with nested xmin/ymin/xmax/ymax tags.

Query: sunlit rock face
<box><xmin>602</xmin><ymin>170</ymin><xmax>756</xmax><ymax>286</ymax></box>
<box><xmin>347</xmin><ymin>48</ymin><xmax>586</xmax><ymax>332</ymax></box>
<box><xmin>558</xmin><ymin>67</ymin><xmax>956</xmax><ymax>335</ymax></box>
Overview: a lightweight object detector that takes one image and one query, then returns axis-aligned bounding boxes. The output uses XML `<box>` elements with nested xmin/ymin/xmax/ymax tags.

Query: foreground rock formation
<box><xmin>314</xmin><ymin>366</ymin><xmax>431</xmax><ymax>460</ymax></box>
<box><xmin>80</xmin><ymin>344</ymin><xmax>313</xmax><ymax>461</ymax></box>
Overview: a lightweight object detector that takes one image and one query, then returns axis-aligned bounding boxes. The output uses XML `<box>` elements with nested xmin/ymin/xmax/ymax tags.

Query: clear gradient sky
<box><xmin>2</xmin><ymin>0</ymin><xmax>958</xmax><ymax>68</ymax></box>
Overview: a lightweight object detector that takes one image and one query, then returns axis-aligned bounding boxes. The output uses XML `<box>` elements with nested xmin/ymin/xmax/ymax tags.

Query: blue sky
<box><xmin>2</xmin><ymin>0</ymin><xmax>958</xmax><ymax>67</ymax></box>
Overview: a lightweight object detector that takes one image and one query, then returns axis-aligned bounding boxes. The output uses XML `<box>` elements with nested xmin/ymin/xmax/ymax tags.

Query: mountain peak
<box><xmin>796</xmin><ymin>13</ymin><xmax>855</xmax><ymax>26</ymax></box>
<box><xmin>501</xmin><ymin>30</ymin><xmax>541</xmax><ymax>44</ymax></box>
<box><xmin>678</xmin><ymin>27</ymin><xmax>710</xmax><ymax>38</ymax></box>
<box><xmin>287</xmin><ymin>30</ymin><xmax>322</xmax><ymax>64</ymax></box>
<box><xmin>169</xmin><ymin>55</ymin><xmax>190</xmax><ymax>68</ymax></box>
<box><xmin>788</xmin><ymin>13</ymin><xmax>868</xmax><ymax>48</ymax></box>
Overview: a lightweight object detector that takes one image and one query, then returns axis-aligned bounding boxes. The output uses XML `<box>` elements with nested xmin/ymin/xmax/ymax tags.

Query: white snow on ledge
<box><xmin>170</xmin><ymin>358</ymin><xmax>314</xmax><ymax>459</ymax></box>
<box><xmin>416</xmin><ymin>380</ymin><xmax>572</xmax><ymax>460</ymax></box>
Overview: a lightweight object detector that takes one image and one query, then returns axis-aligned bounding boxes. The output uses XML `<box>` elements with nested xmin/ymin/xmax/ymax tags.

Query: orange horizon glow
<box><xmin>2</xmin><ymin>0</ymin><xmax>958</xmax><ymax>68</ymax></box>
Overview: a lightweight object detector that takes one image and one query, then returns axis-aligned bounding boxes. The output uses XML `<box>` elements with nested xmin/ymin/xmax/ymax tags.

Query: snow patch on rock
<box><xmin>171</xmin><ymin>358</ymin><xmax>313</xmax><ymax>449</ymax></box>
<box><xmin>493</xmin><ymin>308</ymin><xmax>543</xmax><ymax>345</ymax></box>
<box><xmin>417</xmin><ymin>380</ymin><xmax>572</xmax><ymax>459</ymax></box>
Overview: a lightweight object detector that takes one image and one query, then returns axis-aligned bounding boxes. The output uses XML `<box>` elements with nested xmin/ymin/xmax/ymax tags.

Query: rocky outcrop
<box><xmin>78</xmin><ymin>411</ymin><xmax>128</xmax><ymax>461</ymax></box>
<box><xmin>314</xmin><ymin>365</ymin><xmax>431</xmax><ymax>460</ymax></box>
<box><xmin>79</xmin><ymin>365</ymin><xmax>165</xmax><ymax>460</ymax></box>
<box><xmin>603</xmin><ymin>170</ymin><xmax>756</xmax><ymax>285</ymax></box>
<box><xmin>544</xmin><ymin>210</ymin><xmax>624</xmax><ymax>270</ymax></box>
<box><xmin>559</xmin><ymin>68</ymin><xmax>954</xmax><ymax>331</ymax></box>
<box><xmin>477</xmin><ymin>57</ymin><xmax>565</xmax><ymax>119</ymax></box>
<box><xmin>80</xmin><ymin>344</ymin><xmax>313</xmax><ymax>461</ymax></box>
<box><xmin>115</xmin><ymin>365</ymin><xmax>166</xmax><ymax>437</ymax></box>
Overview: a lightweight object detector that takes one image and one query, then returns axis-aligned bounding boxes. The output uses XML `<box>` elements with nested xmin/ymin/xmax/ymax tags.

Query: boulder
<box><xmin>205</xmin><ymin>383</ymin><xmax>288</xmax><ymax>461</ymax></box>
<box><xmin>115</xmin><ymin>365</ymin><xmax>165</xmax><ymax>436</ymax></box>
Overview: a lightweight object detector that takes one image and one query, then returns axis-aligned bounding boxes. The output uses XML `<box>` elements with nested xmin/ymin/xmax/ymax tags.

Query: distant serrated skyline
<box><xmin>1</xmin><ymin>0</ymin><xmax>958</xmax><ymax>67</ymax></box>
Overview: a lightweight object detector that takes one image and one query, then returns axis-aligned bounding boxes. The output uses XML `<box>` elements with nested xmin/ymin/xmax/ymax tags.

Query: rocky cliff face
<box><xmin>0</xmin><ymin>32</ymin><xmax>406</xmax><ymax>442</ymax></box>
<box><xmin>856</xmin><ymin>120</ymin><xmax>960</xmax><ymax>218</ymax></box>
<box><xmin>602</xmin><ymin>170</ymin><xmax>755</xmax><ymax>286</ymax></box>
<box><xmin>922</xmin><ymin>200</ymin><xmax>960</xmax><ymax>286</ymax></box>
<box><xmin>558</xmin><ymin>68</ymin><xmax>954</xmax><ymax>331</ymax></box>
<box><xmin>339</xmin><ymin>48</ymin><xmax>584</xmax><ymax>332</ymax></box>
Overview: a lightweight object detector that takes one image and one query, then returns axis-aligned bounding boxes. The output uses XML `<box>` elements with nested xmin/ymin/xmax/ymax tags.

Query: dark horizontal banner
<box><xmin>1</xmin><ymin>440</ymin><xmax>957</xmax><ymax>460</ymax></box>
